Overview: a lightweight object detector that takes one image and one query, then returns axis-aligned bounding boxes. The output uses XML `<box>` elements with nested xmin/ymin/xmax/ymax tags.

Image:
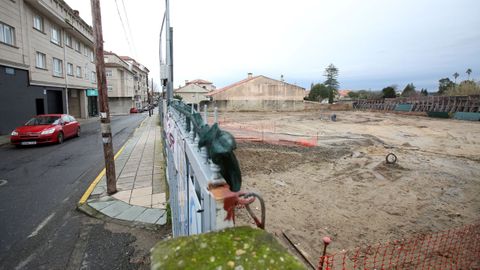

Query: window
<box><xmin>91</xmin><ymin>71</ymin><xmax>96</xmax><ymax>83</ymax></box>
<box><xmin>85</xmin><ymin>68</ymin><xmax>89</xmax><ymax>80</ymax></box>
<box><xmin>5</xmin><ymin>67</ymin><xmax>15</xmax><ymax>75</ymax></box>
<box><xmin>67</xmin><ymin>63</ymin><xmax>73</xmax><ymax>76</ymax></box>
<box><xmin>65</xmin><ymin>33</ymin><xmax>72</xmax><ymax>47</ymax></box>
<box><xmin>74</xmin><ymin>40</ymin><xmax>80</xmax><ymax>52</ymax></box>
<box><xmin>52</xmin><ymin>58</ymin><xmax>63</xmax><ymax>77</ymax></box>
<box><xmin>35</xmin><ymin>52</ymin><xmax>46</xmax><ymax>69</ymax></box>
<box><xmin>0</xmin><ymin>22</ymin><xmax>15</xmax><ymax>46</ymax></box>
<box><xmin>83</xmin><ymin>44</ymin><xmax>88</xmax><ymax>56</ymax></box>
<box><xmin>89</xmin><ymin>49</ymin><xmax>94</xmax><ymax>62</ymax></box>
<box><xmin>106</xmin><ymin>69</ymin><xmax>112</xmax><ymax>77</ymax></box>
<box><xmin>107</xmin><ymin>85</ymin><xmax>113</xmax><ymax>91</ymax></box>
<box><xmin>76</xmin><ymin>66</ymin><xmax>82</xmax><ymax>77</ymax></box>
<box><xmin>51</xmin><ymin>25</ymin><xmax>61</xmax><ymax>45</ymax></box>
<box><xmin>33</xmin><ymin>14</ymin><xmax>44</xmax><ymax>32</ymax></box>
<box><xmin>61</xmin><ymin>115</ymin><xmax>70</xmax><ymax>123</ymax></box>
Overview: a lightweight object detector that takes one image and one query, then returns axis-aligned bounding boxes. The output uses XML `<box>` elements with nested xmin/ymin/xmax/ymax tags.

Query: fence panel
<box><xmin>162</xmin><ymin>100</ymin><xmax>239</xmax><ymax>237</ymax></box>
<box><xmin>318</xmin><ymin>222</ymin><xmax>480</xmax><ymax>270</ymax></box>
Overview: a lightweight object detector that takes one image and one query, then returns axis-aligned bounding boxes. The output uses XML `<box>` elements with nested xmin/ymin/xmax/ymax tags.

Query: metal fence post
<box><xmin>203</xmin><ymin>104</ymin><xmax>208</xmax><ymax>124</ymax></box>
<box><xmin>319</xmin><ymin>236</ymin><xmax>331</xmax><ymax>270</ymax></box>
<box><xmin>200</xmin><ymin>104</ymin><xmax>209</xmax><ymax>163</ymax></box>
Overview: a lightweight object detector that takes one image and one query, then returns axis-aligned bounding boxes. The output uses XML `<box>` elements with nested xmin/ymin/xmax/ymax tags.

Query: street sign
<box><xmin>86</xmin><ymin>89</ymin><xmax>98</xmax><ymax>96</ymax></box>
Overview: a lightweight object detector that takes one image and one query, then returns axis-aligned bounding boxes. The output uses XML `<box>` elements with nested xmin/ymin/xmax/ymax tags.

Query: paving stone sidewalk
<box><xmin>80</xmin><ymin>111</ymin><xmax>168</xmax><ymax>226</ymax></box>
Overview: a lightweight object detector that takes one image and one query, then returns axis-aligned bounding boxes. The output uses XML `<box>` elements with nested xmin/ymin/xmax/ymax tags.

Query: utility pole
<box><xmin>165</xmin><ymin>0</ymin><xmax>173</xmax><ymax>101</ymax></box>
<box><xmin>91</xmin><ymin>0</ymin><xmax>117</xmax><ymax>194</ymax></box>
<box><xmin>150</xmin><ymin>78</ymin><xmax>154</xmax><ymax>104</ymax></box>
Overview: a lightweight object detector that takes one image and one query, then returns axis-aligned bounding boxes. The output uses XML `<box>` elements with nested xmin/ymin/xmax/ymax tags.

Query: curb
<box><xmin>77</xmin><ymin>201</ymin><xmax>166</xmax><ymax>231</ymax></box>
<box><xmin>77</xmin><ymin>115</ymin><xmax>149</xmax><ymax>206</ymax></box>
<box><xmin>0</xmin><ymin>136</ymin><xmax>10</xmax><ymax>147</ymax></box>
<box><xmin>76</xmin><ymin>114</ymin><xmax>170</xmax><ymax>227</ymax></box>
<box><xmin>77</xmin><ymin>144</ymin><xmax>127</xmax><ymax>205</ymax></box>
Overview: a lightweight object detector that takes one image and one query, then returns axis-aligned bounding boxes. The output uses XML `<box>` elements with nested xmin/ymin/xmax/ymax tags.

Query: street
<box><xmin>0</xmin><ymin>113</ymin><xmax>169</xmax><ymax>270</ymax></box>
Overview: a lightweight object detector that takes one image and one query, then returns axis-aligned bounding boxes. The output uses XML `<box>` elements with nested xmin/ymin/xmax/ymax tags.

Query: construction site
<box><xmin>217</xmin><ymin>109</ymin><xmax>480</xmax><ymax>266</ymax></box>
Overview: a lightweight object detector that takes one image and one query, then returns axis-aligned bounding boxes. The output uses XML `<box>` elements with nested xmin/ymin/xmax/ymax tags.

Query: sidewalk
<box><xmin>0</xmin><ymin>135</ymin><xmax>9</xmax><ymax>146</ymax></box>
<box><xmin>78</xmin><ymin>110</ymin><xmax>168</xmax><ymax>227</ymax></box>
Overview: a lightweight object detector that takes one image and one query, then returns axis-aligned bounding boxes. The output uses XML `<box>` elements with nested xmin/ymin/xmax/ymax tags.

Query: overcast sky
<box><xmin>65</xmin><ymin>0</ymin><xmax>480</xmax><ymax>92</ymax></box>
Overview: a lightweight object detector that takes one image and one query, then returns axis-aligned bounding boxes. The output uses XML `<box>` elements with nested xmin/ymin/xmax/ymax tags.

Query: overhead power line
<box><xmin>120</xmin><ymin>0</ymin><xmax>137</xmax><ymax>55</ymax></box>
<box><xmin>114</xmin><ymin>0</ymin><xmax>136</xmax><ymax>58</ymax></box>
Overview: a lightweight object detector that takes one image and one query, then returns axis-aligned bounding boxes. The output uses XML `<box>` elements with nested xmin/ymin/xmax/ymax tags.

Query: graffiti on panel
<box><xmin>188</xmin><ymin>178</ymin><xmax>202</xmax><ymax>235</ymax></box>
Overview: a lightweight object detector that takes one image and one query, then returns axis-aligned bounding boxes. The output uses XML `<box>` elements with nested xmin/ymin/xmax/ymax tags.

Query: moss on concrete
<box><xmin>151</xmin><ymin>226</ymin><xmax>306</xmax><ymax>270</ymax></box>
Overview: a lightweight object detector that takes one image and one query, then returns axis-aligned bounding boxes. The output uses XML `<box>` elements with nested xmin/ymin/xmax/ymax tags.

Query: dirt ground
<box><xmin>216</xmin><ymin>111</ymin><xmax>480</xmax><ymax>263</ymax></box>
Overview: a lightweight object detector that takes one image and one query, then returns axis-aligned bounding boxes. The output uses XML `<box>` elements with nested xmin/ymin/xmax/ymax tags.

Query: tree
<box><xmin>466</xmin><ymin>68</ymin><xmax>472</xmax><ymax>80</ymax></box>
<box><xmin>420</xmin><ymin>88</ymin><xmax>428</xmax><ymax>96</ymax></box>
<box><xmin>401</xmin><ymin>83</ymin><xmax>416</xmax><ymax>97</ymax></box>
<box><xmin>382</xmin><ymin>85</ymin><xmax>397</xmax><ymax>98</ymax></box>
<box><xmin>323</xmin><ymin>64</ymin><xmax>339</xmax><ymax>104</ymax></box>
<box><xmin>308</xmin><ymin>83</ymin><xmax>330</xmax><ymax>102</ymax></box>
<box><xmin>356</xmin><ymin>90</ymin><xmax>382</xmax><ymax>99</ymax></box>
<box><xmin>453</xmin><ymin>72</ymin><xmax>459</xmax><ymax>83</ymax></box>
<box><xmin>173</xmin><ymin>94</ymin><xmax>183</xmax><ymax>100</ymax></box>
<box><xmin>347</xmin><ymin>91</ymin><xmax>360</xmax><ymax>99</ymax></box>
<box><xmin>328</xmin><ymin>90</ymin><xmax>334</xmax><ymax>104</ymax></box>
<box><xmin>438</xmin><ymin>78</ymin><xmax>454</xmax><ymax>95</ymax></box>
<box><xmin>445</xmin><ymin>80</ymin><xmax>480</xmax><ymax>96</ymax></box>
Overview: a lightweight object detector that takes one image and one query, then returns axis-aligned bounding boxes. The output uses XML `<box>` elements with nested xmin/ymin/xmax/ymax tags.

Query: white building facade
<box><xmin>0</xmin><ymin>0</ymin><xmax>97</xmax><ymax>134</ymax></box>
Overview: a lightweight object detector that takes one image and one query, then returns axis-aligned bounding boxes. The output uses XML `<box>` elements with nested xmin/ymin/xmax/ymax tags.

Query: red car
<box><xmin>130</xmin><ymin>107</ymin><xmax>138</xmax><ymax>113</ymax></box>
<box><xmin>10</xmin><ymin>114</ymin><xmax>80</xmax><ymax>146</ymax></box>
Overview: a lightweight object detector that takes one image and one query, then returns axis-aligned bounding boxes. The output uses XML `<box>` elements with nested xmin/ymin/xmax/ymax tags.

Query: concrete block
<box><xmin>91</xmin><ymin>185</ymin><xmax>105</xmax><ymax>196</ymax></box>
<box><xmin>131</xmin><ymin>186</ymin><xmax>152</xmax><ymax>197</ymax></box>
<box><xmin>115</xmin><ymin>205</ymin><xmax>146</xmax><ymax>221</ymax></box>
<box><xmin>117</xmin><ymin>176</ymin><xmax>135</xmax><ymax>184</ymax></box>
<box><xmin>152</xmin><ymin>193</ymin><xmax>166</xmax><ymax>204</ymax></box>
<box><xmin>136</xmin><ymin>170</ymin><xmax>152</xmax><ymax>177</ymax></box>
<box><xmin>88</xmin><ymin>200</ymin><xmax>116</xmax><ymax>211</ymax></box>
<box><xmin>134</xmin><ymin>208</ymin><xmax>163</xmax><ymax>224</ymax></box>
<box><xmin>156</xmin><ymin>211</ymin><xmax>167</xmax><ymax>225</ymax></box>
<box><xmin>100</xmin><ymin>201</ymin><xmax>132</xmax><ymax>218</ymax></box>
<box><xmin>134</xmin><ymin>181</ymin><xmax>152</xmax><ymax>189</ymax></box>
<box><xmin>130</xmin><ymin>194</ymin><xmax>152</xmax><ymax>207</ymax></box>
<box><xmin>112</xmin><ymin>190</ymin><xmax>131</xmax><ymax>201</ymax></box>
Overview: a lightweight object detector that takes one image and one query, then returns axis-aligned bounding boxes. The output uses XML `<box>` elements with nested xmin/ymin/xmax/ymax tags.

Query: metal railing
<box><xmin>160</xmin><ymin>99</ymin><xmax>237</xmax><ymax>236</ymax></box>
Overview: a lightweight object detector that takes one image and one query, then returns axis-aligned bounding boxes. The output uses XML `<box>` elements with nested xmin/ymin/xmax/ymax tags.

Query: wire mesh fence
<box><xmin>318</xmin><ymin>222</ymin><xmax>480</xmax><ymax>270</ymax></box>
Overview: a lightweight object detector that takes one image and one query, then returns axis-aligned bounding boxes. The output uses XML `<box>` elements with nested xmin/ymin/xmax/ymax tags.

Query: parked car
<box><xmin>130</xmin><ymin>107</ymin><xmax>138</xmax><ymax>113</ymax></box>
<box><xmin>10</xmin><ymin>114</ymin><xmax>80</xmax><ymax>146</ymax></box>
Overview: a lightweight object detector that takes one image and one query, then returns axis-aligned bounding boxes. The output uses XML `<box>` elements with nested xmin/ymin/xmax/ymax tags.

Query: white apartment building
<box><xmin>120</xmin><ymin>56</ymin><xmax>149</xmax><ymax>109</ymax></box>
<box><xmin>104</xmin><ymin>52</ymin><xmax>135</xmax><ymax>114</ymax></box>
<box><xmin>0</xmin><ymin>0</ymin><xmax>97</xmax><ymax>135</ymax></box>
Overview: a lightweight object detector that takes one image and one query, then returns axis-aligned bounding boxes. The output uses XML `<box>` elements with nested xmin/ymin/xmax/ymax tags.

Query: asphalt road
<box><xmin>0</xmin><ymin>113</ymin><xmax>169</xmax><ymax>270</ymax></box>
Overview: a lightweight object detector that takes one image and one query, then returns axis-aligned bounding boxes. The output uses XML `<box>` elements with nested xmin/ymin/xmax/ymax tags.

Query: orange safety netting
<box><xmin>317</xmin><ymin>222</ymin><xmax>480</xmax><ymax>270</ymax></box>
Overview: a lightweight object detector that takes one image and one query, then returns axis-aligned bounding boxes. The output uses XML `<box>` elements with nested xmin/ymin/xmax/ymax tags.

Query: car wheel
<box><xmin>76</xmin><ymin>127</ymin><xmax>81</xmax><ymax>137</ymax></box>
<box><xmin>57</xmin><ymin>132</ymin><xmax>64</xmax><ymax>144</ymax></box>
